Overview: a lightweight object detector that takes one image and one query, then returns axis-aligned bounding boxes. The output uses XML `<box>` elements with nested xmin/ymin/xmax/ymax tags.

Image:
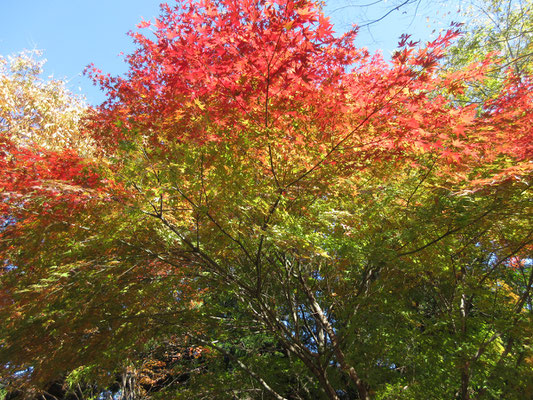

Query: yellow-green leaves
<box><xmin>0</xmin><ymin>50</ymin><xmax>92</xmax><ymax>154</ymax></box>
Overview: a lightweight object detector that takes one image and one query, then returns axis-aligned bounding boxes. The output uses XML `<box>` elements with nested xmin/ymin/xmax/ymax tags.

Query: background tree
<box><xmin>445</xmin><ymin>0</ymin><xmax>533</xmax><ymax>102</ymax></box>
<box><xmin>0</xmin><ymin>50</ymin><xmax>91</xmax><ymax>153</ymax></box>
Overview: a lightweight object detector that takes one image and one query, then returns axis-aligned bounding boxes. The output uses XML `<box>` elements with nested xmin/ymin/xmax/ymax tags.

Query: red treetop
<box><xmin>85</xmin><ymin>0</ymin><xmax>531</xmax><ymax>190</ymax></box>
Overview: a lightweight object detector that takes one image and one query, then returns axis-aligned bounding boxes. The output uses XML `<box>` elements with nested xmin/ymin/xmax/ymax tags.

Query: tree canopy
<box><xmin>1</xmin><ymin>1</ymin><xmax>532</xmax><ymax>399</ymax></box>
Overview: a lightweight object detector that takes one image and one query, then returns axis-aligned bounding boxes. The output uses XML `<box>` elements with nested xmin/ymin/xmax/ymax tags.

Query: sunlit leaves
<box><xmin>1</xmin><ymin>1</ymin><xmax>532</xmax><ymax>399</ymax></box>
<box><xmin>0</xmin><ymin>50</ymin><xmax>92</xmax><ymax>153</ymax></box>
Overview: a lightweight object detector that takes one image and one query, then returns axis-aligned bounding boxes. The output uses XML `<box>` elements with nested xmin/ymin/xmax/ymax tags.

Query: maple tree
<box><xmin>1</xmin><ymin>1</ymin><xmax>532</xmax><ymax>399</ymax></box>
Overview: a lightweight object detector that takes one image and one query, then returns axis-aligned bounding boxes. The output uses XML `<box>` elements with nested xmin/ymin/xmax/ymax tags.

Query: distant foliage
<box><xmin>0</xmin><ymin>50</ymin><xmax>91</xmax><ymax>153</ymax></box>
<box><xmin>446</xmin><ymin>0</ymin><xmax>533</xmax><ymax>101</ymax></box>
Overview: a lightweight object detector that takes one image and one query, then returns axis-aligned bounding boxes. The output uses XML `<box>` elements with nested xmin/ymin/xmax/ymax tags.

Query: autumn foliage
<box><xmin>1</xmin><ymin>1</ymin><xmax>532</xmax><ymax>399</ymax></box>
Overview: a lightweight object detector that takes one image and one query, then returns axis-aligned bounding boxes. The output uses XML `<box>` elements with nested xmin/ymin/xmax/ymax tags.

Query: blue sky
<box><xmin>0</xmin><ymin>0</ymin><xmax>461</xmax><ymax>105</ymax></box>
